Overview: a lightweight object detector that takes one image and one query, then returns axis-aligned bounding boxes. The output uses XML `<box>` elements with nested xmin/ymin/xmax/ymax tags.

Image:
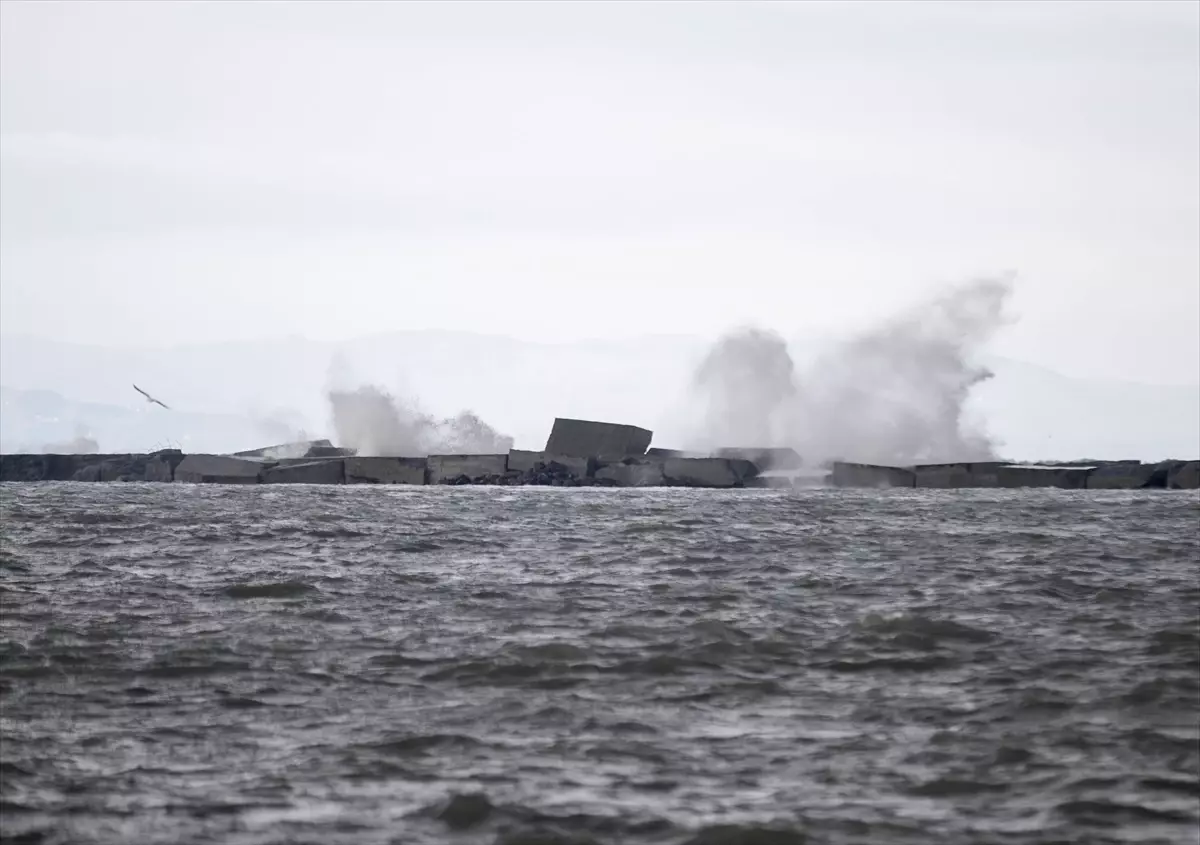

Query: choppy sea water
<box><xmin>0</xmin><ymin>484</ymin><xmax>1197</xmax><ymax>845</ymax></box>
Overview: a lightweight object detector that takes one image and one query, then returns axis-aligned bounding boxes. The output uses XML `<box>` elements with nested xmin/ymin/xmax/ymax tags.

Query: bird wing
<box><xmin>133</xmin><ymin>384</ymin><xmax>150</xmax><ymax>399</ymax></box>
<box><xmin>151</xmin><ymin>397</ymin><xmax>171</xmax><ymax>410</ymax></box>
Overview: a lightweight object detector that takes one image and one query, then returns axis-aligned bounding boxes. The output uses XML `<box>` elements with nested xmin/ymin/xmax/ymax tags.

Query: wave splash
<box><xmin>684</xmin><ymin>277</ymin><xmax>1013</xmax><ymax>466</ymax></box>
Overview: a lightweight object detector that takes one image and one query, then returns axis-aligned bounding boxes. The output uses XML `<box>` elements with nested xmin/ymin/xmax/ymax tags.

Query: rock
<box><xmin>427</xmin><ymin>454</ymin><xmax>508</xmax><ymax>485</ymax></box>
<box><xmin>829</xmin><ymin>462</ymin><xmax>916</xmax><ymax>488</ymax></box>
<box><xmin>997</xmin><ymin>465</ymin><xmax>1093</xmax><ymax>489</ymax></box>
<box><xmin>544</xmin><ymin>417</ymin><xmax>653</xmax><ymax>459</ymax></box>
<box><xmin>174</xmin><ymin>455</ymin><xmax>266</xmax><ymax>484</ymax></box>
<box><xmin>594</xmin><ymin>459</ymin><xmax>667</xmax><ymax>487</ymax></box>
<box><xmin>261</xmin><ymin>459</ymin><xmax>345</xmax><ymax>484</ymax></box>
<box><xmin>344</xmin><ymin>456</ymin><xmax>426</xmax><ymax>485</ymax></box>
<box><xmin>662</xmin><ymin>457</ymin><xmax>759</xmax><ymax>488</ymax></box>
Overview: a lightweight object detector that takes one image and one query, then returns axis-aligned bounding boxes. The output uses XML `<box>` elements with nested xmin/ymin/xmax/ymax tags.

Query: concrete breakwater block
<box><xmin>507</xmin><ymin>450</ymin><xmax>589</xmax><ymax>478</ymax></box>
<box><xmin>829</xmin><ymin>462</ymin><xmax>916</xmax><ymax>488</ymax></box>
<box><xmin>1168</xmin><ymin>461</ymin><xmax>1199</xmax><ymax>489</ymax></box>
<box><xmin>2</xmin><ymin>453</ymin><xmax>117</xmax><ymax>482</ymax></box>
<box><xmin>544</xmin><ymin>418</ymin><xmax>653</xmax><ymax>459</ymax></box>
<box><xmin>998</xmin><ymin>465</ymin><xmax>1093</xmax><ymax>489</ymax></box>
<box><xmin>143</xmin><ymin>450</ymin><xmax>186</xmax><ymax>482</ymax></box>
<box><xmin>663</xmin><ymin>457</ymin><xmax>759</xmax><ymax>488</ymax></box>
<box><xmin>594</xmin><ymin>459</ymin><xmax>667</xmax><ymax>487</ymax></box>
<box><xmin>1086</xmin><ymin>462</ymin><xmax>1158</xmax><ymax>490</ymax></box>
<box><xmin>174</xmin><ymin>455</ymin><xmax>266</xmax><ymax>484</ymax></box>
<box><xmin>261</xmin><ymin>459</ymin><xmax>345</xmax><ymax>485</ymax></box>
<box><xmin>345</xmin><ymin>457</ymin><xmax>427</xmax><ymax>485</ymax></box>
<box><xmin>0</xmin><ymin>450</ymin><xmax>185</xmax><ymax>482</ymax></box>
<box><xmin>591</xmin><ymin>456</ymin><xmax>760</xmax><ymax>488</ymax></box>
<box><xmin>914</xmin><ymin>462</ymin><xmax>1007</xmax><ymax>488</ymax></box>
<box><xmin>427</xmin><ymin>454</ymin><xmax>508</xmax><ymax>485</ymax></box>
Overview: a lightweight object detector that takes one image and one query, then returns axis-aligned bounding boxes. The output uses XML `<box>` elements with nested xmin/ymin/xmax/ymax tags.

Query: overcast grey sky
<box><xmin>1</xmin><ymin>0</ymin><xmax>1197</xmax><ymax>384</ymax></box>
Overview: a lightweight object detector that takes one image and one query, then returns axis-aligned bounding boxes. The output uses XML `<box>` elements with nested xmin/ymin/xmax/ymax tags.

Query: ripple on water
<box><xmin>0</xmin><ymin>483</ymin><xmax>1196</xmax><ymax>845</ymax></box>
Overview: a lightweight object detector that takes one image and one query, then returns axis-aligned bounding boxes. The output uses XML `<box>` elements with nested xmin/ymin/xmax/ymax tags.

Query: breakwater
<box><xmin>828</xmin><ymin>459</ymin><xmax>1200</xmax><ymax>490</ymax></box>
<box><xmin>1</xmin><ymin>417</ymin><xmax>1196</xmax><ymax>489</ymax></box>
<box><xmin>0</xmin><ymin>418</ymin><xmax>771</xmax><ymax>489</ymax></box>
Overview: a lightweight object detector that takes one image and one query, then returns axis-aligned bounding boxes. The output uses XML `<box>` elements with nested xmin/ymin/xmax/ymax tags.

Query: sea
<box><xmin>0</xmin><ymin>484</ymin><xmax>1197</xmax><ymax>845</ymax></box>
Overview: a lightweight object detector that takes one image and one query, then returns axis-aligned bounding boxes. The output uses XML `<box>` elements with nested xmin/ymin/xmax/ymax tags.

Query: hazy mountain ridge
<box><xmin>1</xmin><ymin>331</ymin><xmax>1196</xmax><ymax>461</ymax></box>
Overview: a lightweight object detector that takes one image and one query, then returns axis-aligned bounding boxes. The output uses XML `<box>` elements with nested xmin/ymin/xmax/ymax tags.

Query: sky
<box><xmin>1</xmin><ymin>0</ymin><xmax>1197</xmax><ymax>385</ymax></box>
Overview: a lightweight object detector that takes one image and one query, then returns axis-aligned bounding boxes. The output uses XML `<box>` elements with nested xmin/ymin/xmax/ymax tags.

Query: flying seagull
<box><xmin>133</xmin><ymin>384</ymin><xmax>170</xmax><ymax>410</ymax></box>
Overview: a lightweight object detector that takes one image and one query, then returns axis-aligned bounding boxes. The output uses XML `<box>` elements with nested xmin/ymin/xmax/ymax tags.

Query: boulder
<box><xmin>345</xmin><ymin>456</ymin><xmax>427</xmax><ymax>485</ymax></box>
<box><xmin>261</xmin><ymin>459</ymin><xmax>345</xmax><ymax>484</ymax></box>
<box><xmin>662</xmin><ymin>457</ymin><xmax>759</xmax><ymax>488</ymax></box>
<box><xmin>544</xmin><ymin>418</ymin><xmax>653</xmax><ymax>459</ymax></box>
<box><xmin>594</xmin><ymin>459</ymin><xmax>667</xmax><ymax>487</ymax></box>
<box><xmin>427</xmin><ymin>454</ymin><xmax>508</xmax><ymax>485</ymax></box>
<box><xmin>174</xmin><ymin>454</ymin><xmax>265</xmax><ymax>484</ymax></box>
<box><xmin>507</xmin><ymin>450</ymin><xmax>589</xmax><ymax>478</ymax></box>
<box><xmin>830</xmin><ymin>462</ymin><xmax>916</xmax><ymax>488</ymax></box>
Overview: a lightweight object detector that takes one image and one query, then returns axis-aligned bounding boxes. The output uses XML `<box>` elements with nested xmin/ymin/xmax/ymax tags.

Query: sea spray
<box><xmin>41</xmin><ymin>428</ymin><xmax>100</xmax><ymax>454</ymax></box>
<box><xmin>684</xmin><ymin>277</ymin><xmax>1013</xmax><ymax>465</ymax></box>
<box><xmin>326</xmin><ymin>371</ymin><xmax>513</xmax><ymax>457</ymax></box>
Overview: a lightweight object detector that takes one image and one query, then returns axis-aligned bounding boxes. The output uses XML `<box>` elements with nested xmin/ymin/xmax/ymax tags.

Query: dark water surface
<box><xmin>1</xmin><ymin>484</ymin><xmax>1197</xmax><ymax>845</ymax></box>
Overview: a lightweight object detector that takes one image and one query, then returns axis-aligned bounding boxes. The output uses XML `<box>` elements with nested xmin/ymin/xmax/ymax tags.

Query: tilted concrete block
<box><xmin>261</xmin><ymin>459</ymin><xmax>345</xmax><ymax>484</ymax></box>
<box><xmin>427</xmin><ymin>454</ymin><xmax>508</xmax><ymax>484</ymax></box>
<box><xmin>345</xmin><ymin>456</ymin><xmax>427</xmax><ymax>485</ymax></box>
<box><xmin>544</xmin><ymin>418</ymin><xmax>653</xmax><ymax>459</ymax></box>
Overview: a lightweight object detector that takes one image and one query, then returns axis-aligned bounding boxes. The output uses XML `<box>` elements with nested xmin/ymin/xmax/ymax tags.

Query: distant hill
<box><xmin>1</xmin><ymin>331</ymin><xmax>1196</xmax><ymax>460</ymax></box>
